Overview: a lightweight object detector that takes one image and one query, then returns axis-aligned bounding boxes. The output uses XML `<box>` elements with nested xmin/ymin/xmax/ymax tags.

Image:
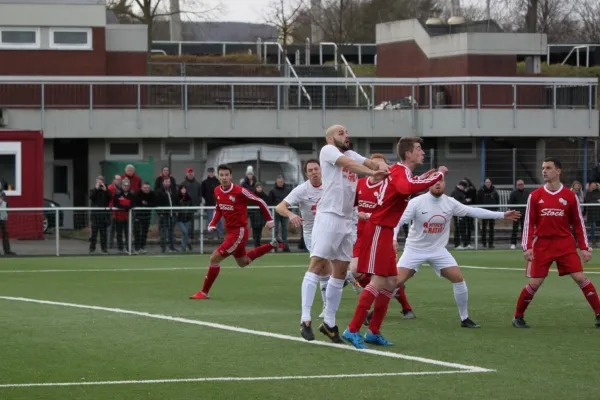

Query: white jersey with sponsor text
<box><xmin>282</xmin><ymin>180</ymin><xmax>323</xmax><ymax>243</ymax></box>
<box><xmin>400</xmin><ymin>192</ymin><xmax>505</xmax><ymax>252</ymax></box>
<box><xmin>316</xmin><ymin>144</ymin><xmax>366</xmax><ymax>218</ymax></box>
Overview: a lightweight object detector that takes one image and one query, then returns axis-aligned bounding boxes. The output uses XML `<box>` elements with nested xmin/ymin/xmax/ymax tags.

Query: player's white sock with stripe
<box><xmin>324</xmin><ymin>277</ymin><xmax>345</xmax><ymax>327</ymax></box>
<box><xmin>453</xmin><ymin>281</ymin><xmax>469</xmax><ymax>321</ymax></box>
<box><xmin>319</xmin><ymin>275</ymin><xmax>330</xmax><ymax>305</ymax></box>
<box><xmin>301</xmin><ymin>272</ymin><xmax>320</xmax><ymax>322</ymax></box>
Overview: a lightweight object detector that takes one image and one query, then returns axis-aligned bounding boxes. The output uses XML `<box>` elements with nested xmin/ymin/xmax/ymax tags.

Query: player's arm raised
<box><xmin>241</xmin><ymin>188</ymin><xmax>274</xmax><ymax>228</ymax></box>
<box><xmin>394</xmin><ymin>166</ymin><xmax>446</xmax><ymax>195</ymax></box>
<box><xmin>451</xmin><ymin>198</ymin><xmax>519</xmax><ymax>221</ymax></box>
<box><xmin>570</xmin><ymin>194</ymin><xmax>592</xmax><ymax>258</ymax></box>
<box><xmin>277</xmin><ymin>188</ymin><xmax>302</xmax><ymax>228</ymax></box>
<box><xmin>321</xmin><ymin>146</ymin><xmax>388</xmax><ymax>178</ymax></box>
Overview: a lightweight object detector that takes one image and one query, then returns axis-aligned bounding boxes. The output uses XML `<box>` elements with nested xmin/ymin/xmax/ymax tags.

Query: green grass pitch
<box><xmin>1</xmin><ymin>250</ymin><xmax>599</xmax><ymax>399</ymax></box>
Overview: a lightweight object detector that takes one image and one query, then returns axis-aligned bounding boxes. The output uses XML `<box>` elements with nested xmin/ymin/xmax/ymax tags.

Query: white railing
<box><xmin>2</xmin><ymin>203</ymin><xmax>600</xmax><ymax>257</ymax></box>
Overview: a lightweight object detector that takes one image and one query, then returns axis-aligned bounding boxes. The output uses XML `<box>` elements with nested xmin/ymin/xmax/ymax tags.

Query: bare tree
<box><xmin>263</xmin><ymin>0</ymin><xmax>305</xmax><ymax>44</ymax></box>
<box><xmin>107</xmin><ymin>0</ymin><xmax>222</xmax><ymax>55</ymax></box>
<box><xmin>577</xmin><ymin>0</ymin><xmax>600</xmax><ymax>42</ymax></box>
<box><xmin>303</xmin><ymin>0</ymin><xmax>366</xmax><ymax>44</ymax></box>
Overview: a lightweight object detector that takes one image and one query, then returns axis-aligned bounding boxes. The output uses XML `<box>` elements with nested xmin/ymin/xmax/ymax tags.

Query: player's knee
<box><xmin>235</xmin><ymin>257</ymin><xmax>250</xmax><ymax>267</ymax></box>
<box><xmin>571</xmin><ymin>271</ymin><xmax>586</xmax><ymax>284</ymax></box>
<box><xmin>528</xmin><ymin>278</ymin><xmax>544</xmax><ymax>290</ymax></box>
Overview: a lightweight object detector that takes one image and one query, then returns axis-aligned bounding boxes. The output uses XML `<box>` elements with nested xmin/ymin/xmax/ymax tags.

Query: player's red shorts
<box><xmin>352</xmin><ymin>232</ymin><xmax>363</xmax><ymax>258</ymax></box>
<box><xmin>217</xmin><ymin>226</ymin><xmax>249</xmax><ymax>259</ymax></box>
<box><xmin>357</xmin><ymin>222</ymin><xmax>397</xmax><ymax>277</ymax></box>
<box><xmin>527</xmin><ymin>236</ymin><xmax>583</xmax><ymax>278</ymax></box>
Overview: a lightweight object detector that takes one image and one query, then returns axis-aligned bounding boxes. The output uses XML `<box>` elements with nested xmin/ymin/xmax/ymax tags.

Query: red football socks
<box><xmin>369</xmin><ymin>289</ymin><xmax>394</xmax><ymax>334</ymax></box>
<box><xmin>348</xmin><ymin>285</ymin><xmax>379</xmax><ymax>333</ymax></box>
<box><xmin>579</xmin><ymin>279</ymin><xmax>600</xmax><ymax>314</ymax></box>
<box><xmin>395</xmin><ymin>286</ymin><xmax>412</xmax><ymax>311</ymax></box>
<box><xmin>246</xmin><ymin>243</ymin><xmax>273</xmax><ymax>262</ymax></box>
<box><xmin>201</xmin><ymin>264</ymin><xmax>221</xmax><ymax>294</ymax></box>
<box><xmin>515</xmin><ymin>283</ymin><xmax>538</xmax><ymax>318</ymax></box>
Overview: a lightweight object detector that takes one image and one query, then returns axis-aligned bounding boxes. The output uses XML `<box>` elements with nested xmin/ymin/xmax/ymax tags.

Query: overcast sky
<box><xmin>216</xmin><ymin>0</ymin><xmax>271</xmax><ymax>23</ymax></box>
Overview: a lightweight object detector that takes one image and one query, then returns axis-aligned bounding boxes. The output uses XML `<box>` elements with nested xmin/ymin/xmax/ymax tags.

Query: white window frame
<box><xmin>0</xmin><ymin>27</ymin><xmax>40</xmax><ymax>50</ymax></box>
<box><xmin>444</xmin><ymin>138</ymin><xmax>477</xmax><ymax>160</ymax></box>
<box><xmin>105</xmin><ymin>140</ymin><xmax>143</xmax><ymax>161</ymax></box>
<box><xmin>49</xmin><ymin>27</ymin><xmax>92</xmax><ymax>50</ymax></box>
<box><xmin>0</xmin><ymin>142</ymin><xmax>22</xmax><ymax>197</ymax></box>
<box><xmin>161</xmin><ymin>139</ymin><xmax>195</xmax><ymax>161</ymax></box>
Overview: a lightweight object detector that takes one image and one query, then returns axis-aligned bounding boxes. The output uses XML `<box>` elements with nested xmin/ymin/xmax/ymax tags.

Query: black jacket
<box><xmin>134</xmin><ymin>190</ymin><xmax>155</xmax><ymax>220</ymax></box>
<box><xmin>251</xmin><ymin>191</ymin><xmax>270</xmax><ymax>225</ymax></box>
<box><xmin>181</xmin><ymin>177</ymin><xmax>202</xmax><ymax>206</ymax></box>
<box><xmin>89</xmin><ymin>187</ymin><xmax>112</xmax><ymax>208</ymax></box>
<box><xmin>200</xmin><ymin>176</ymin><xmax>220</xmax><ymax>206</ymax></box>
<box><xmin>477</xmin><ymin>185</ymin><xmax>500</xmax><ymax>209</ymax></box>
<box><xmin>451</xmin><ymin>187</ymin><xmax>467</xmax><ymax>205</ymax></box>
<box><xmin>585</xmin><ymin>189</ymin><xmax>600</xmax><ymax>221</ymax></box>
<box><xmin>178</xmin><ymin>196</ymin><xmax>193</xmax><ymax>223</ymax></box>
<box><xmin>268</xmin><ymin>184</ymin><xmax>291</xmax><ymax>206</ymax></box>
<box><xmin>243</xmin><ymin>176</ymin><xmax>257</xmax><ymax>193</ymax></box>
<box><xmin>463</xmin><ymin>179</ymin><xmax>477</xmax><ymax>206</ymax></box>
<box><xmin>155</xmin><ymin>188</ymin><xmax>179</xmax><ymax>217</ymax></box>
<box><xmin>154</xmin><ymin>174</ymin><xmax>177</xmax><ymax>192</ymax></box>
<box><xmin>509</xmin><ymin>188</ymin><xmax>529</xmax><ymax>205</ymax></box>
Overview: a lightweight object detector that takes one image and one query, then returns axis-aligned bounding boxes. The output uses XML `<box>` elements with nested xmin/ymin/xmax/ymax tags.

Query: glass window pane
<box><xmin>53</xmin><ymin>165</ymin><xmax>68</xmax><ymax>194</ymax></box>
<box><xmin>164</xmin><ymin>142</ymin><xmax>191</xmax><ymax>155</ymax></box>
<box><xmin>109</xmin><ymin>142</ymin><xmax>139</xmax><ymax>156</ymax></box>
<box><xmin>54</xmin><ymin>31</ymin><xmax>88</xmax><ymax>45</ymax></box>
<box><xmin>1</xmin><ymin>30</ymin><xmax>36</xmax><ymax>44</ymax></box>
<box><xmin>448</xmin><ymin>141</ymin><xmax>473</xmax><ymax>154</ymax></box>
<box><xmin>0</xmin><ymin>154</ymin><xmax>16</xmax><ymax>191</ymax></box>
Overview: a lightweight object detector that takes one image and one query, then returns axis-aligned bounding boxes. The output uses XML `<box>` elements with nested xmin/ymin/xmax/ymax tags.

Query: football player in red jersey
<box><xmin>343</xmin><ymin>137</ymin><xmax>447</xmax><ymax>348</ymax></box>
<box><xmin>349</xmin><ymin>153</ymin><xmax>416</xmax><ymax>321</ymax></box>
<box><xmin>513</xmin><ymin>158</ymin><xmax>600</xmax><ymax>328</ymax></box>
<box><xmin>189</xmin><ymin>164</ymin><xmax>276</xmax><ymax>300</ymax></box>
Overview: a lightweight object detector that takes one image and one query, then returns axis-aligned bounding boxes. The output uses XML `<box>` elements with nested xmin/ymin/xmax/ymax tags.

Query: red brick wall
<box><xmin>375</xmin><ymin>40</ymin><xmax>545</xmax><ymax>108</ymax></box>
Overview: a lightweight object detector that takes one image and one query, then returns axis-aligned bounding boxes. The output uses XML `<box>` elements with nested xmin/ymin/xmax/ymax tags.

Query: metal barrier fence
<box><xmin>0</xmin><ymin>76</ymin><xmax>596</xmax><ymax>111</ymax></box>
<box><xmin>2</xmin><ymin>203</ymin><xmax>600</xmax><ymax>257</ymax></box>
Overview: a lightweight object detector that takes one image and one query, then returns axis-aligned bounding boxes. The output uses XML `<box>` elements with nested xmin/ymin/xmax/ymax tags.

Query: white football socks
<box><xmin>453</xmin><ymin>281</ymin><xmax>469</xmax><ymax>321</ymax></box>
<box><xmin>319</xmin><ymin>275</ymin><xmax>330</xmax><ymax>305</ymax></box>
<box><xmin>301</xmin><ymin>272</ymin><xmax>320</xmax><ymax>323</ymax></box>
<box><xmin>323</xmin><ymin>277</ymin><xmax>345</xmax><ymax>327</ymax></box>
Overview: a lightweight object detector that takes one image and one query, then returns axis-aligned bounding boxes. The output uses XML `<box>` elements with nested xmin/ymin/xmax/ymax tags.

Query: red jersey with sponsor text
<box><xmin>368</xmin><ymin>163</ymin><xmax>444</xmax><ymax>229</ymax></box>
<box><xmin>209</xmin><ymin>184</ymin><xmax>272</xmax><ymax>230</ymax></box>
<box><xmin>355</xmin><ymin>177</ymin><xmax>384</xmax><ymax>234</ymax></box>
<box><xmin>522</xmin><ymin>184</ymin><xmax>589</xmax><ymax>251</ymax></box>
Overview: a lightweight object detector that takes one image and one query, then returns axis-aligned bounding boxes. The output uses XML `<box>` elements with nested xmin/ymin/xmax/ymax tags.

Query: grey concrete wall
<box><xmin>0</xmin><ymin>3</ymin><xmax>105</xmax><ymax>27</ymax></box>
<box><xmin>6</xmin><ymin>109</ymin><xmax>597</xmax><ymax>139</ymax></box>
<box><xmin>105</xmin><ymin>25</ymin><xmax>148</xmax><ymax>52</ymax></box>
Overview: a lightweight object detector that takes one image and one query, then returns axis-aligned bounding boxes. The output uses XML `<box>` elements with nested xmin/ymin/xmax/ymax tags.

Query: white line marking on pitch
<box><xmin>0</xmin><ymin>370</ymin><xmax>485</xmax><ymax>389</ymax></box>
<box><xmin>0</xmin><ymin>296</ymin><xmax>494</xmax><ymax>373</ymax></box>
<box><xmin>0</xmin><ymin>265</ymin><xmax>309</xmax><ymax>273</ymax></box>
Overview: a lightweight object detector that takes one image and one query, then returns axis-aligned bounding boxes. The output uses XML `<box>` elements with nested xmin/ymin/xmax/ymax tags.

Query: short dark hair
<box><xmin>543</xmin><ymin>157</ymin><xmax>562</xmax><ymax>170</ymax></box>
<box><xmin>397</xmin><ymin>137</ymin><xmax>423</xmax><ymax>161</ymax></box>
<box><xmin>143</xmin><ymin>181</ymin><xmax>151</xmax><ymax>186</ymax></box>
<box><xmin>217</xmin><ymin>164</ymin><xmax>232</xmax><ymax>174</ymax></box>
<box><xmin>303</xmin><ymin>158</ymin><xmax>320</xmax><ymax>174</ymax></box>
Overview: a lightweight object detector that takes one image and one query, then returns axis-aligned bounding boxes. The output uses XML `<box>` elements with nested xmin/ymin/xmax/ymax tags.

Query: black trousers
<box><xmin>115</xmin><ymin>220</ymin><xmax>129</xmax><ymax>251</ymax></box>
<box><xmin>90</xmin><ymin>215</ymin><xmax>109</xmax><ymax>251</ymax></box>
<box><xmin>453</xmin><ymin>216</ymin><xmax>467</xmax><ymax>247</ymax></box>
<box><xmin>481</xmin><ymin>219</ymin><xmax>495</xmax><ymax>246</ymax></box>
<box><xmin>135</xmin><ymin>218</ymin><xmax>150</xmax><ymax>250</ymax></box>
<box><xmin>0</xmin><ymin>220</ymin><xmax>10</xmax><ymax>253</ymax></box>
<box><xmin>510</xmin><ymin>215</ymin><xmax>525</xmax><ymax>245</ymax></box>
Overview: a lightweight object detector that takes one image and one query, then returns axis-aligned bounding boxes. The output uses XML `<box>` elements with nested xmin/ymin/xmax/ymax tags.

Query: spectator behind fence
<box><xmin>113</xmin><ymin>179</ymin><xmax>134</xmax><ymax>253</ymax></box>
<box><xmin>181</xmin><ymin>167</ymin><xmax>202</xmax><ymax>242</ymax></box>
<box><xmin>154</xmin><ymin>166</ymin><xmax>177</xmax><ymax>192</ymax></box>
<box><xmin>156</xmin><ymin>178</ymin><xmax>178</xmax><ymax>253</ymax></box>
<box><xmin>0</xmin><ymin>191</ymin><xmax>15</xmax><ymax>256</ymax></box>
<box><xmin>201</xmin><ymin>167</ymin><xmax>222</xmax><ymax>241</ymax></box>
<box><xmin>243</xmin><ymin>165</ymin><xmax>257</xmax><ymax>192</ymax></box>
<box><xmin>251</xmin><ymin>182</ymin><xmax>270</xmax><ymax>248</ymax></box>
<box><xmin>477</xmin><ymin>178</ymin><xmax>499</xmax><ymax>249</ymax></box>
<box><xmin>584</xmin><ymin>181</ymin><xmax>600</xmax><ymax>248</ymax></box>
<box><xmin>122</xmin><ymin>164</ymin><xmax>142</xmax><ymax>193</ymax></box>
<box><xmin>0</xmin><ymin>177</ymin><xmax>7</xmax><ymax>191</ymax></box>
<box><xmin>451</xmin><ymin>180</ymin><xmax>469</xmax><ymax>250</ymax></box>
<box><xmin>89</xmin><ymin>175</ymin><xmax>112</xmax><ymax>255</ymax></box>
<box><xmin>571</xmin><ymin>181</ymin><xmax>585</xmax><ymax>213</ymax></box>
<box><xmin>509</xmin><ymin>179</ymin><xmax>528</xmax><ymax>250</ymax></box>
<box><xmin>177</xmin><ymin>185</ymin><xmax>193</xmax><ymax>252</ymax></box>
<box><xmin>107</xmin><ymin>175</ymin><xmax>122</xmax><ymax>249</ymax></box>
<box><xmin>269</xmin><ymin>175</ymin><xmax>291</xmax><ymax>252</ymax></box>
<box><xmin>134</xmin><ymin>182</ymin><xmax>155</xmax><ymax>254</ymax></box>
<box><xmin>462</xmin><ymin>177</ymin><xmax>477</xmax><ymax>248</ymax></box>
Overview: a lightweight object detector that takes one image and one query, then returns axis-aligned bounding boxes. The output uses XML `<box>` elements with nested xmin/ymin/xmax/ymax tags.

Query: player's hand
<box><xmin>581</xmin><ymin>250</ymin><xmax>592</xmax><ymax>263</ymax></box>
<box><xmin>265</xmin><ymin>220</ymin><xmax>275</xmax><ymax>230</ymax></box>
<box><xmin>373</xmin><ymin>169</ymin><xmax>389</xmax><ymax>180</ymax></box>
<box><xmin>207</xmin><ymin>226</ymin><xmax>216</xmax><ymax>232</ymax></box>
<box><xmin>523</xmin><ymin>249</ymin><xmax>533</xmax><ymax>262</ymax></box>
<box><xmin>357</xmin><ymin>212</ymin><xmax>370</xmax><ymax>221</ymax></box>
<box><xmin>438</xmin><ymin>166</ymin><xmax>449</xmax><ymax>175</ymax></box>
<box><xmin>376</xmin><ymin>162</ymin><xmax>390</xmax><ymax>173</ymax></box>
<box><xmin>418</xmin><ymin>169</ymin><xmax>437</xmax><ymax>180</ymax></box>
<box><xmin>504</xmin><ymin>210</ymin><xmax>522</xmax><ymax>221</ymax></box>
<box><xmin>289</xmin><ymin>214</ymin><xmax>303</xmax><ymax>228</ymax></box>
<box><xmin>393</xmin><ymin>240</ymin><xmax>399</xmax><ymax>253</ymax></box>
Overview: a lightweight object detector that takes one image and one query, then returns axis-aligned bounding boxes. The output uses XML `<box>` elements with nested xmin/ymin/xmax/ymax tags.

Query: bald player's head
<box><xmin>325</xmin><ymin>124</ymin><xmax>350</xmax><ymax>151</ymax></box>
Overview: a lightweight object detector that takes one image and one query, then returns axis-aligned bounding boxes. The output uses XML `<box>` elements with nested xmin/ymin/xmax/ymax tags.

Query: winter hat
<box><xmin>246</xmin><ymin>165</ymin><xmax>254</xmax><ymax>176</ymax></box>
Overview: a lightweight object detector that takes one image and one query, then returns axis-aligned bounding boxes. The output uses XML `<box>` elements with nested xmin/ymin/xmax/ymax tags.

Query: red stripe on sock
<box><xmin>579</xmin><ymin>280</ymin><xmax>600</xmax><ymax>314</ymax></box>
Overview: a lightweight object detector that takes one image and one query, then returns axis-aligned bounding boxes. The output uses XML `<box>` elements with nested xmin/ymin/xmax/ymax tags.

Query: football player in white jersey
<box><xmin>275</xmin><ymin>159</ymin><xmax>331</xmax><ymax>318</ymax></box>
<box><xmin>298</xmin><ymin>124</ymin><xmax>389</xmax><ymax>343</ymax></box>
<box><xmin>395</xmin><ymin>178</ymin><xmax>521</xmax><ymax>328</ymax></box>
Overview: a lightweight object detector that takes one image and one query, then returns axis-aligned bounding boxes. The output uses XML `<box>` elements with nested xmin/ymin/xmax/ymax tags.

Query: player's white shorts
<box><xmin>397</xmin><ymin>247</ymin><xmax>458</xmax><ymax>277</ymax></box>
<box><xmin>304</xmin><ymin>234</ymin><xmax>312</xmax><ymax>253</ymax></box>
<box><xmin>310</xmin><ymin>211</ymin><xmax>353</xmax><ymax>262</ymax></box>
